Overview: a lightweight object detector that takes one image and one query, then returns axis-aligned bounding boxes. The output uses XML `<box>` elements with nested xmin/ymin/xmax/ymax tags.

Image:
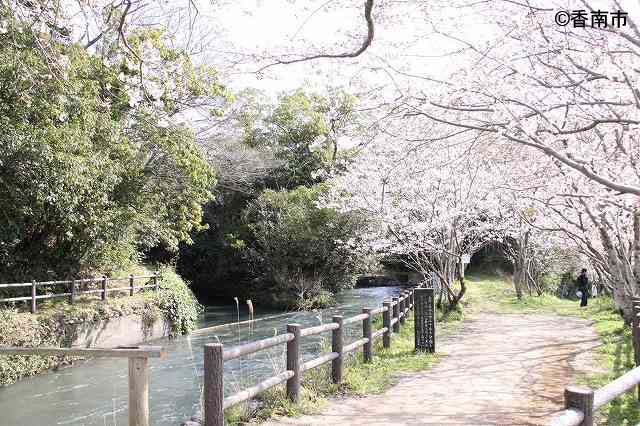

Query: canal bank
<box><xmin>0</xmin><ymin>287</ymin><xmax>403</xmax><ymax>426</ymax></box>
<box><xmin>0</xmin><ymin>268</ymin><xmax>199</xmax><ymax>387</ymax></box>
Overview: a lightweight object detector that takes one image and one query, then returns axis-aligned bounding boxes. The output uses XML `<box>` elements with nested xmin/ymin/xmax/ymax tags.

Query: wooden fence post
<box><xmin>363</xmin><ymin>308</ymin><xmax>373</xmax><ymax>363</ymax></box>
<box><xmin>101</xmin><ymin>275</ymin><xmax>108</xmax><ymax>301</ymax></box>
<box><xmin>633</xmin><ymin>297</ymin><xmax>640</xmax><ymax>401</ymax></box>
<box><xmin>204</xmin><ymin>343</ymin><xmax>224</xmax><ymax>426</ymax></box>
<box><xmin>392</xmin><ymin>297</ymin><xmax>400</xmax><ymax>333</ymax></box>
<box><xmin>128</xmin><ymin>356</ymin><xmax>150</xmax><ymax>426</ymax></box>
<box><xmin>331</xmin><ymin>315</ymin><xmax>343</xmax><ymax>384</ymax></box>
<box><xmin>31</xmin><ymin>280</ymin><xmax>37</xmax><ymax>313</ymax></box>
<box><xmin>399</xmin><ymin>293</ymin><xmax>406</xmax><ymax>325</ymax></box>
<box><xmin>129</xmin><ymin>274</ymin><xmax>135</xmax><ymax>297</ymax></box>
<box><xmin>632</xmin><ymin>298</ymin><xmax>640</xmax><ymax>358</ymax></box>
<box><xmin>286</xmin><ymin>324</ymin><xmax>301</xmax><ymax>401</ymax></box>
<box><xmin>382</xmin><ymin>301</ymin><xmax>392</xmax><ymax>348</ymax></box>
<box><xmin>153</xmin><ymin>271</ymin><xmax>159</xmax><ymax>291</ymax></box>
<box><xmin>564</xmin><ymin>386</ymin><xmax>593</xmax><ymax>426</ymax></box>
<box><xmin>70</xmin><ymin>279</ymin><xmax>76</xmax><ymax>305</ymax></box>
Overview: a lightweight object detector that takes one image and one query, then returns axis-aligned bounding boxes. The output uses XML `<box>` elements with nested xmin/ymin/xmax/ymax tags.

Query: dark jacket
<box><xmin>577</xmin><ymin>273</ymin><xmax>589</xmax><ymax>291</ymax></box>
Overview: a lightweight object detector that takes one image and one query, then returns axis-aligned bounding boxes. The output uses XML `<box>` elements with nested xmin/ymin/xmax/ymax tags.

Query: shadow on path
<box><xmin>265</xmin><ymin>313</ymin><xmax>601</xmax><ymax>426</ymax></box>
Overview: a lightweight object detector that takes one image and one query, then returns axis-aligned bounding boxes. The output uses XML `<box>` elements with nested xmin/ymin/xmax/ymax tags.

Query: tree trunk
<box><xmin>446</xmin><ymin>266</ymin><xmax>467</xmax><ymax>311</ymax></box>
<box><xmin>633</xmin><ymin>207</ymin><xmax>640</xmax><ymax>297</ymax></box>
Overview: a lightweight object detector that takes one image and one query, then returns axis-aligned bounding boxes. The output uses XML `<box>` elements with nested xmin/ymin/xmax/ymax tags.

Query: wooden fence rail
<box><xmin>0</xmin><ymin>346</ymin><xmax>166</xmax><ymax>426</ymax></box>
<box><xmin>550</xmin><ymin>296</ymin><xmax>640</xmax><ymax>426</ymax></box>
<box><xmin>202</xmin><ymin>288</ymin><xmax>417</xmax><ymax>426</ymax></box>
<box><xmin>0</xmin><ymin>272</ymin><xmax>160</xmax><ymax>313</ymax></box>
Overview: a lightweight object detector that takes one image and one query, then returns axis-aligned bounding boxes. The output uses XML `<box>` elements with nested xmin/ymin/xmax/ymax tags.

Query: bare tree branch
<box><xmin>255</xmin><ymin>0</ymin><xmax>375</xmax><ymax>73</ymax></box>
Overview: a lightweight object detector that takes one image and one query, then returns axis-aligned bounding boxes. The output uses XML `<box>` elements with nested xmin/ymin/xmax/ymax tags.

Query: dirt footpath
<box><xmin>265</xmin><ymin>313</ymin><xmax>602</xmax><ymax>426</ymax></box>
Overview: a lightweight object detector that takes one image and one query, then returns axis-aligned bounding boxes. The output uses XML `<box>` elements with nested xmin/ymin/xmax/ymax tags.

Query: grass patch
<box><xmin>580</xmin><ymin>306</ymin><xmax>640</xmax><ymax>426</ymax></box>
<box><xmin>342</xmin><ymin>313</ymin><xmax>439</xmax><ymax>395</ymax></box>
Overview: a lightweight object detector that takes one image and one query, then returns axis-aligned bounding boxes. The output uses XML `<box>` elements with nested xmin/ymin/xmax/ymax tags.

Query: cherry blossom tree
<box><xmin>326</xmin><ymin>128</ymin><xmax>516</xmax><ymax>309</ymax></box>
<box><xmin>345</xmin><ymin>0</ymin><xmax>640</xmax><ymax>318</ymax></box>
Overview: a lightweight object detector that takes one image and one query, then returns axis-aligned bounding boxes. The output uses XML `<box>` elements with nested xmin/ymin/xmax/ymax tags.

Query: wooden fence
<box><xmin>0</xmin><ymin>272</ymin><xmax>160</xmax><ymax>313</ymax></box>
<box><xmin>0</xmin><ymin>345</ymin><xmax>165</xmax><ymax>426</ymax></box>
<box><xmin>550</xmin><ymin>296</ymin><xmax>640</xmax><ymax>426</ymax></box>
<box><xmin>202</xmin><ymin>288</ymin><xmax>417</xmax><ymax>426</ymax></box>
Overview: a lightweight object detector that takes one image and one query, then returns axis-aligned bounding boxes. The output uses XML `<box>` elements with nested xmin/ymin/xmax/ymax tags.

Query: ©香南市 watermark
<box><xmin>554</xmin><ymin>9</ymin><xmax>627</xmax><ymax>28</ymax></box>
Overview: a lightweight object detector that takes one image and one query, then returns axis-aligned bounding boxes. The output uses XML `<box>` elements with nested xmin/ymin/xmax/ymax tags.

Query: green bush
<box><xmin>177</xmin><ymin>89</ymin><xmax>360</xmax><ymax>305</ymax></box>
<box><xmin>242</xmin><ymin>185</ymin><xmax>369</xmax><ymax>308</ymax></box>
<box><xmin>152</xmin><ymin>267</ymin><xmax>202</xmax><ymax>336</ymax></box>
<box><xmin>0</xmin><ymin>4</ymin><xmax>217</xmax><ymax>283</ymax></box>
<box><xmin>292</xmin><ymin>290</ymin><xmax>336</xmax><ymax>311</ymax></box>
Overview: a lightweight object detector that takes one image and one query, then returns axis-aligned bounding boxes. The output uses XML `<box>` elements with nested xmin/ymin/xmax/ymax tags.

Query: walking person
<box><xmin>577</xmin><ymin>268</ymin><xmax>589</xmax><ymax>307</ymax></box>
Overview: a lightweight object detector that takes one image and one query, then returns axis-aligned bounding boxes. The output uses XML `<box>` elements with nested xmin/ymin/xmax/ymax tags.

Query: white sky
<box><xmin>186</xmin><ymin>0</ymin><xmax>475</xmax><ymax>97</ymax></box>
<box><xmin>63</xmin><ymin>0</ymin><xmax>640</xmax><ymax>100</ymax></box>
<box><xmin>62</xmin><ymin>0</ymin><xmax>640</xmax><ymax>143</ymax></box>
<box><xmin>196</xmin><ymin>0</ymin><xmax>640</xmax><ymax>96</ymax></box>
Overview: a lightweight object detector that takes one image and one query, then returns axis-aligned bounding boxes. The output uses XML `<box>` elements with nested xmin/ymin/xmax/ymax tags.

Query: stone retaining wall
<box><xmin>71</xmin><ymin>314</ymin><xmax>170</xmax><ymax>348</ymax></box>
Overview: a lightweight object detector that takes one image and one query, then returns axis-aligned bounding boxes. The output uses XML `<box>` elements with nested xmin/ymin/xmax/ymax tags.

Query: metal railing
<box><xmin>202</xmin><ymin>289</ymin><xmax>417</xmax><ymax>426</ymax></box>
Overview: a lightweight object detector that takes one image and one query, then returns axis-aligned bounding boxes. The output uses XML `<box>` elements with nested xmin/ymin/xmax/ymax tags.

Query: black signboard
<box><xmin>414</xmin><ymin>287</ymin><xmax>435</xmax><ymax>352</ymax></box>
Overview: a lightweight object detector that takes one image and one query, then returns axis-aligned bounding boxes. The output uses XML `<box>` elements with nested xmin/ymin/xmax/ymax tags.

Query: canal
<box><xmin>0</xmin><ymin>286</ymin><xmax>403</xmax><ymax>425</ymax></box>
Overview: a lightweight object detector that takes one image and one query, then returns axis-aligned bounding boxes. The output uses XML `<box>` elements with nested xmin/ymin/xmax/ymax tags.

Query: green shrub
<box><xmin>152</xmin><ymin>267</ymin><xmax>202</xmax><ymax>336</ymax></box>
<box><xmin>241</xmin><ymin>185</ymin><xmax>369</xmax><ymax>308</ymax></box>
<box><xmin>0</xmin><ymin>5</ymin><xmax>218</xmax><ymax>283</ymax></box>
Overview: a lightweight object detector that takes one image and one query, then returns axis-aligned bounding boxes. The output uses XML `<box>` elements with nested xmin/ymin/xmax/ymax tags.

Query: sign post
<box><xmin>460</xmin><ymin>253</ymin><xmax>471</xmax><ymax>278</ymax></box>
<box><xmin>414</xmin><ymin>287</ymin><xmax>435</xmax><ymax>352</ymax></box>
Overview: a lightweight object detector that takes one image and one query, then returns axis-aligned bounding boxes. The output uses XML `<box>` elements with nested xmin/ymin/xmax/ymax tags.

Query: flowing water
<box><xmin>0</xmin><ymin>286</ymin><xmax>403</xmax><ymax>426</ymax></box>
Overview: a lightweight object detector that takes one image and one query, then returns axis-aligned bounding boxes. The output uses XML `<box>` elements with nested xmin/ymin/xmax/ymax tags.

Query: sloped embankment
<box><xmin>0</xmin><ymin>268</ymin><xmax>200</xmax><ymax>386</ymax></box>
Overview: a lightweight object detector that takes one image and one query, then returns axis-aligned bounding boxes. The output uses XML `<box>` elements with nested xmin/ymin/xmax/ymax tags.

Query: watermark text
<box><xmin>554</xmin><ymin>10</ymin><xmax>627</xmax><ymax>28</ymax></box>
